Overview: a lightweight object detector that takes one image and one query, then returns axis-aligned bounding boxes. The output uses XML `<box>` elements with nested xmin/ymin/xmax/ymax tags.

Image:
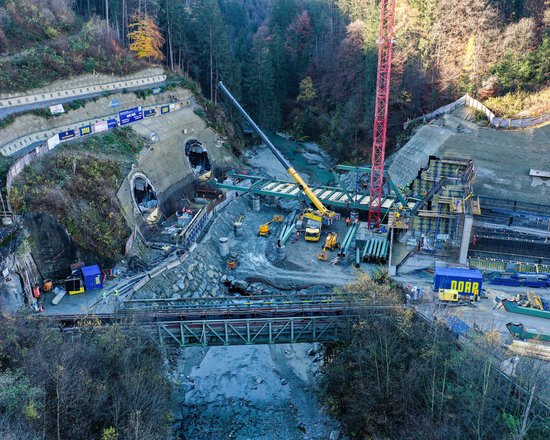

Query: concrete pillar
<box><xmin>252</xmin><ymin>195</ymin><xmax>261</xmax><ymax>212</ymax></box>
<box><xmin>219</xmin><ymin>237</ymin><xmax>229</xmax><ymax>257</ymax></box>
<box><xmin>276</xmin><ymin>245</ymin><xmax>286</xmax><ymax>260</ymax></box>
<box><xmin>234</xmin><ymin>222</ymin><xmax>243</xmax><ymax>237</ymax></box>
<box><xmin>459</xmin><ymin>214</ymin><xmax>473</xmax><ymax>265</ymax></box>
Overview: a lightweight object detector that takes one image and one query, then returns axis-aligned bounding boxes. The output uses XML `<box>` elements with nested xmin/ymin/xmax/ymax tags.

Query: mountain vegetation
<box><xmin>2</xmin><ymin>1</ymin><xmax>548</xmax><ymax>159</ymax></box>
<box><xmin>66</xmin><ymin>0</ymin><xmax>550</xmax><ymax>161</ymax></box>
<box><xmin>0</xmin><ymin>314</ymin><xmax>172</xmax><ymax>440</ymax></box>
<box><xmin>9</xmin><ymin>128</ymin><xmax>144</xmax><ymax>262</ymax></box>
<box><xmin>323</xmin><ymin>274</ymin><xmax>550</xmax><ymax>440</ymax></box>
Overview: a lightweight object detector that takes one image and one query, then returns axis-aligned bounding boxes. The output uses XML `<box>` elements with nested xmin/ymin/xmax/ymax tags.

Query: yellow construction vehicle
<box><xmin>258</xmin><ymin>215</ymin><xmax>284</xmax><ymax>237</ymax></box>
<box><xmin>218</xmin><ymin>82</ymin><xmax>338</xmax><ymax>225</ymax></box>
<box><xmin>317</xmin><ymin>232</ymin><xmax>339</xmax><ymax>260</ymax></box>
<box><xmin>438</xmin><ymin>288</ymin><xmax>478</xmax><ymax>303</ymax></box>
<box><xmin>304</xmin><ymin>211</ymin><xmax>322</xmax><ymax>242</ymax></box>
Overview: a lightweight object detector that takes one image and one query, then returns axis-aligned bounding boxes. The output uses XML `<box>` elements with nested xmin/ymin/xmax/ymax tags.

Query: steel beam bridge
<box><xmin>215</xmin><ymin>172</ymin><xmax>409</xmax><ymax>213</ymax></box>
<box><xmin>157</xmin><ymin>315</ymin><xmax>351</xmax><ymax>347</ymax></box>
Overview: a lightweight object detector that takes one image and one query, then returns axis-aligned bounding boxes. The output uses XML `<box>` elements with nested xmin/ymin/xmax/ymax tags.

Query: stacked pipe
<box><xmin>338</xmin><ymin>223</ymin><xmax>359</xmax><ymax>257</ymax></box>
<box><xmin>277</xmin><ymin>210</ymin><xmax>298</xmax><ymax>248</ymax></box>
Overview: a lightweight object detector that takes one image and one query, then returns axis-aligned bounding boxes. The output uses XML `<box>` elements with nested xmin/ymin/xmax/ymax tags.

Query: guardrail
<box><xmin>405</xmin><ymin>94</ymin><xmax>550</xmax><ymax>129</ymax></box>
<box><xmin>0</xmin><ymin>74</ymin><xmax>166</xmax><ymax>110</ymax></box>
<box><xmin>5</xmin><ymin>101</ymin><xmax>183</xmax><ymax>195</ymax></box>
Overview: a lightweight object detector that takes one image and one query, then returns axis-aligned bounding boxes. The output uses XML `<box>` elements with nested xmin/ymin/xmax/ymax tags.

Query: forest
<box><xmin>0</xmin><ymin>1</ymin><xmax>549</xmax><ymax>160</ymax></box>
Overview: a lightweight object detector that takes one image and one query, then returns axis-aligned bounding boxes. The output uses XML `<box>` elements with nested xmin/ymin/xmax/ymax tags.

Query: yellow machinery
<box><xmin>438</xmin><ymin>288</ymin><xmax>478</xmax><ymax>303</ymax></box>
<box><xmin>259</xmin><ymin>215</ymin><xmax>283</xmax><ymax>237</ymax></box>
<box><xmin>317</xmin><ymin>232</ymin><xmax>339</xmax><ymax>260</ymax></box>
<box><xmin>304</xmin><ymin>211</ymin><xmax>322</xmax><ymax>242</ymax></box>
<box><xmin>438</xmin><ymin>288</ymin><xmax>459</xmax><ymax>302</ymax></box>
<box><xmin>218</xmin><ymin>82</ymin><xmax>337</xmax><ymax>224</ymax></box>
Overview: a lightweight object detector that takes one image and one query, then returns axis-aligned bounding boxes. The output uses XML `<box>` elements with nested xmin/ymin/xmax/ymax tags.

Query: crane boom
<box><xmin>218</xmin><ymin>82</ymin><xmax>335</xmax><ymax>218</ymax></box>
<box><xmin>368</xmin><ymin>0</ymin><xmax>396</xmax><ymax>228</ymax></box>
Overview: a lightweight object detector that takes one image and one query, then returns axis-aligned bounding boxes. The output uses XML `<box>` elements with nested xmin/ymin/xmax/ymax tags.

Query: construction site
<box><xmin>0</xmin><ymin>3</ymin><xmax>549</xmax><ymax>438</ymax></box>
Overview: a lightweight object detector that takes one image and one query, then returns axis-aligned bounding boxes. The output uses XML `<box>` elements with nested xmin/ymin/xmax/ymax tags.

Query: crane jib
<box><xmin>217</xmin><ymin>82</ymin><xmax>334</xmax><ymax>219</ymax></box>
<box><xmin>217</xmin><ymin>82</ymin><xmax>292</xmax><ymax>171</ymax></box>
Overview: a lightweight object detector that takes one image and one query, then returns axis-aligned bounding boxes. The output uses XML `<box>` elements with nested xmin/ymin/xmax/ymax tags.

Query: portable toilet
<box><xmin>81</xmin><ymin>265</ymin><xmax>104</xmax><ymax>291</ymax></box>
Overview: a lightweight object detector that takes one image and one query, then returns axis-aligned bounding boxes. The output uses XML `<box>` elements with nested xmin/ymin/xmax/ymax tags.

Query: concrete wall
<box><xmin>0</xmin><ymin>67</ymin><xmax>165</xmax><ymax>103</ymax></box>
<box><xmin>116</xmin><ymin>103</ymin><xmax>238</xmax><ymax>232</ymax></box>
<box><xmin>1</xmin><ymin>88</ymin><xmax>192</xmax><ymax>156</ymax></box>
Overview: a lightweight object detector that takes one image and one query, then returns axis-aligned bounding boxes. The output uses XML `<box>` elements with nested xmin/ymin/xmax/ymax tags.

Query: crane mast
<box><xmin>368</xmin><ymin>0</ymin><xmax>397</xmax><ymax>228</ymax></box>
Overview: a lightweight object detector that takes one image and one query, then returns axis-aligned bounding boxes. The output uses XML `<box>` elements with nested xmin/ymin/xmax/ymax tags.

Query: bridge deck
<box><xmin>215</xmin><ymin>172</ymin><xmax>402</xmax><ymax>212</ymax></box>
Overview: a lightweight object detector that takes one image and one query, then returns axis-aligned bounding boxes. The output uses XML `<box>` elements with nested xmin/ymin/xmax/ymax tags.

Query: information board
<box><xmin>107</xmin><ymin>118</ymin><xmax>119</xmax><ymax>129</ymax></box>
<box><xmin>160</xmin><ymin>105</ymin><xmax>170</xmax><ymax>114</ymax></box>
<box><xmin>58</xmin><ymin>129</ymin><xmax>76</xmax><ymax>141</ymax></box>
<box><xmin>79</xmin><ymin>125</ymin><xmax>92</xmax><ymax>136</ymax></box>
<box><xmin>119</xmin><ymin>107</ymin><xmax>143</xmax><ymax>125</ymax></box>
<box><xmin>94</xmin><ymin>121</ymin><xmax>108</xmax><ymax>133</ymax></box>
<box><xmin>144</xmin><ymin>109</ymin><xmax>156</xmax><ymax>118</ymax></box>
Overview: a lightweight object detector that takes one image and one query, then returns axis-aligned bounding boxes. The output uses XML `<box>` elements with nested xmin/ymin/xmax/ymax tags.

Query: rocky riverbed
<box><xmin>171</xmin><ymin>343</ymin><xmax>343</xmax><ymax>440</ymax></box>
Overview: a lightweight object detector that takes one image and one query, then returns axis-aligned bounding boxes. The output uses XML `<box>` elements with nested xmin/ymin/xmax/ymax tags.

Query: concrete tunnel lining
<box><xmin>185</xmin><ymin>139</ymin><xmax>212</xmax><ymax>179</ymax></box>
<box><xmin>130</xmin><ymin>172</ymin><xmax>159</xmax><ymax>217</ymax></box>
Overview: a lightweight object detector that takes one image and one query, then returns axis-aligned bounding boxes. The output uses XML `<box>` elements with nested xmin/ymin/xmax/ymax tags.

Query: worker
<box><xmin>114</xmin><ymin>289</ymin><xmax>119</xmax><ymax>302</ymax></box>
<box><xmin>101</xmin><ymin>291</ymin><xmax>107</xmax><ymax>304</ymax></box>
<box><xmin>346</xmin><ymin>217</ymin><xmax>350</xmax><ymax>227</ymax></box>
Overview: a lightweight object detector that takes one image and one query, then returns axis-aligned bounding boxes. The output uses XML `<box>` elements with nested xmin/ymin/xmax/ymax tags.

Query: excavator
<box><xmin>218</xmin><ymin>82</ymin><xmax>338</xmax><ymax>241</ymax></box>
<box><xmin>317</xmin><ymin>232</ymin><xmax>339</xmax><ymax>260</ymax></box>
<box><xmin>258</xmin><ymin>215</ymin><xmax>283</xmax><ymax>237</ymax></box>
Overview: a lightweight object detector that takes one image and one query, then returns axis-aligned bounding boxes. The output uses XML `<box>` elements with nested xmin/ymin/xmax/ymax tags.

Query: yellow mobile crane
<box><xmin>218</xmin><ymin>82</ymin><xmax>337</xmax><ymax>241</ymax></box>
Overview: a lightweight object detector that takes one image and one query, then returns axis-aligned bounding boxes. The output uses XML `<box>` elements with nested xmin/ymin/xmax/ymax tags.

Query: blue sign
<box><xmin>119</xmin><ymin>107</ymin><xmax>143</xmax><ymax>125</ymax></box>
<box><xmin>79</xmin><ymin>125</ymin><xmax>92</xmax><ymax>136</ymax></box>
<box><xmin>160</xmin><ymin>105</ymin><xmax>170</xmax><ymax>114</ymax></box>
<box><xmin>109</xmin><ymin>99</ymin><xmax>120</xmax><ymax>108</ymax></box>
<box><xmin>144</xmin><ymin>109</ymin><xmax>156</xmax><ymax>118</ymax></box>
<box><xmin>107</xmin><ymin>118</ymin><xmax>118</xmax><ymax>129</ymax></box>
<box><xmin>58</xmin><ymin>129</ymin><xmax>75</xmax><ymax>141</ymax></box>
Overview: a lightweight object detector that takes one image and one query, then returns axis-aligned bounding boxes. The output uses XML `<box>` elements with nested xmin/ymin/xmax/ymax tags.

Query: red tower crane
<box><xmin>368</xmin><ymin>0</ymin><xmax>397</xmax><ymax>228</ymax></box>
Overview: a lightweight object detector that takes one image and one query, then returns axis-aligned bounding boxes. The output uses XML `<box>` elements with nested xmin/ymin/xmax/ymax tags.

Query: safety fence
<box><xmin>405</xmin><ymin>94</ymin><xmax>550</xmax><ymax>129</ymax></box>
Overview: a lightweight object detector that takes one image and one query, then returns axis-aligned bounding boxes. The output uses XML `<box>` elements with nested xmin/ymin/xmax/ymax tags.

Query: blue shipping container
<box><xmin>81</xmin><ymin>265</ymin><xmax>103</xmax><ymax>291</ymax></box>
<box><xmin>433</xmin><ymin>267</ymin><xmax>483</xmax><ymax>296</ymax></box>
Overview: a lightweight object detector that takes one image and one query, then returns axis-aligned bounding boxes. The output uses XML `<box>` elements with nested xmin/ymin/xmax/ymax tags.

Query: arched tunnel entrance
<box><xmin>185</xmin><ymin>139</ymin><xmax>212</xmax><ymax>181</ymax></box>
<box><xmin>131</xmin><ymin>173</ymin><xmax>161</xmax><ymax>223</ymax></box>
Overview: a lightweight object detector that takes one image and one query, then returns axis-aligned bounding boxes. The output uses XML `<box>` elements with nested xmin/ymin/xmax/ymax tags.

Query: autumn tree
<box><xmin>128</xmin><ymin>13</ymin><xmax>164</xmax><ymax>61</ymax></box>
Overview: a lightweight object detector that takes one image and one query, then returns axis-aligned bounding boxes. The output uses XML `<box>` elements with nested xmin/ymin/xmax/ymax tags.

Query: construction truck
<box><xmin>304</xmin><ymin>210</ymin><xmax>322</xmax><ymax>242</ymax></box>
<box><xmin>218</xmin><ymin>82</ymin><xmax>338</xmax><ymax>232</ymax></box>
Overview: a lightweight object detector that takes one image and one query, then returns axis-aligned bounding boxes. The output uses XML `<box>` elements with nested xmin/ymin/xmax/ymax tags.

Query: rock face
<box><xmin>25</xmin><ymin>213</ymin><xmax>99</xmax><ymax>280</ymax></box>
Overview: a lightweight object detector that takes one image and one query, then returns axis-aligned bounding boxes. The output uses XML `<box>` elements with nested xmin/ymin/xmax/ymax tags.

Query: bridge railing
<box><xmin>156</xmin><ymin>315</ymin><xmax>353</xmax><ymax>347</ymax></box>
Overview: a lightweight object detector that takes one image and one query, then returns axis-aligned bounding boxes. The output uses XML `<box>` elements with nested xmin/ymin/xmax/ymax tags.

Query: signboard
<box><xmin>152</xmin><ymin>87</ymin><xmax>162</xmax><ymax>95</ymax></box>
<box><xmin>94</xmin><ymin>121</ymin><xmax>108</xmax><ymax>133</ymax></box>
<box><xmin>160</xmin><ymin>105</ymin><xmax>170</xmax><ymax>115</ymax></box>
<box><xmin>109</xmin><ymin>99</ymin><xmax>120</xmax><ymax>108</ymax></box>
<box><xmin>119</xmin><ymin>107</ymin><xmax>143</xmax><ymax>125</ymax></box>
<box><xmin>144</xmin><ymin>109</ymin><xmax>156</xmax><ymax>118</ymax></box>
<box><xmin>107</xmin><ymin>118</ymin><xmax>118</xmax><ymax>129</ymax></box>
<box><xmin>79</xmin><ymin>125</ymin><xmax>92</xmax><ymax>136</ymax></box>
<box><xmin>58</xmin><ymin>129</ymin><xmax>75</xmax><ymax>141</ymax></box>
<box><xmin>47</xmin><ymin>135</ymin><xmax>60</xmax><ymax>150</ymax></box>
<box><xmin>49</xmin><ymin>104</ymin><xmax>65</xmax><ymax>115</ymax></box>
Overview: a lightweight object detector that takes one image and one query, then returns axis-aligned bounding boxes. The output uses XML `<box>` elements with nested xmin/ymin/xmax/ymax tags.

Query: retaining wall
<box><xmin>0</xmin><ymin>68</ymin><xmax>166</xmax><ymax>109</ymax></box>
<box><xmin>405</xmin><ymin>95</ymin><xmax>550</xmax><ymax>129</ymax></box>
